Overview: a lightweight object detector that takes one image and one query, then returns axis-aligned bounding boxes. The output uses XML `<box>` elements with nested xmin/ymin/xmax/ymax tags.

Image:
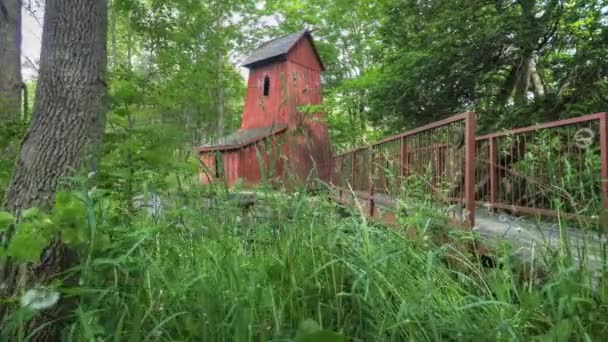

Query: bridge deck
<box><xmin>330</xmin><ymin>187</ymin><xmax>607</xmax><ymax>283</ymax></box>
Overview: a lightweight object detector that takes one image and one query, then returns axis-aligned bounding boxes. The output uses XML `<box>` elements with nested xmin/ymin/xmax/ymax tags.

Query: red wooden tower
<box><xmin>195</xmin><ymin>30</ymin><xmax>331</xmax><ymax>187</ymax></box>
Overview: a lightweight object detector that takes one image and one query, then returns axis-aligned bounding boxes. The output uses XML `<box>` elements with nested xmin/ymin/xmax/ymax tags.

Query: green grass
<box><xmin>6</xmin><ymin>180</ymin><xmax>608</xmax><ymax>341</ymax></box>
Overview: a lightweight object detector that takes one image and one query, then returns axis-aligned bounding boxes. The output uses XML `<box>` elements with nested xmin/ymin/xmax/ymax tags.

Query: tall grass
<box><xmin>6</xmin><ymin>179</ymin><xmax>608</xmax><ymax>341</ymax></box>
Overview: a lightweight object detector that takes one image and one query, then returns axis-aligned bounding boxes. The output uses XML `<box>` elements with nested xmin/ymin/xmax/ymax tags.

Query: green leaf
<box><xmin>7</xmin><ymin>226</ymin><xmax>48</xmax><ymax>262</ymax></box>
<box><xmin>0</xmin><ymin>211</ymin><xmax>14</xmax><ymax>232</ymax></box>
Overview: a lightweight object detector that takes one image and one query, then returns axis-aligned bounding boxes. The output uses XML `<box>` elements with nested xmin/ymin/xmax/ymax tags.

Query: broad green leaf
<box><xmin>0</xmin><ymin>211</ymin><xmax>14</xmax><ymax>231</ymax></box>
<box><xmin>7</xmin><ymin>229</ymin><xmax>48</xmax><ymax>263</ymax></box>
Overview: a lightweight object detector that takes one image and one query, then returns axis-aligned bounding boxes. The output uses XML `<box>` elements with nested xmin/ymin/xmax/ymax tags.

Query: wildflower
<box><xmin>20</xmin><ymin>287</ymin><xmax>60</xmax><ymax>310</ymax></box>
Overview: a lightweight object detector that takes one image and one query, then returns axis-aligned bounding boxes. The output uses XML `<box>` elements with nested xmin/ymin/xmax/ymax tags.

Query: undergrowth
<box><xmin>2</xmin><ymin>179</ymin><xmax>608</xmax><ymax>341</ymax></box>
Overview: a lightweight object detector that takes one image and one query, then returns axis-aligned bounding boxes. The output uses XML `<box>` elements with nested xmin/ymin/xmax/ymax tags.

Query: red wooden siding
<box><xmin>285</xmin><ymin>41</ymin><xmax>331</xmax><ymax>181</ymax></box>
<box><xmin>241</xmin><ymin>63</ymin><xmax>291</xmax><ymax>129</ymax></box>
<box><xmin>199</xmin><ymin>153</ymin><xmax>216</xmax><ymax>185</ymax></box>
<box><xmin>223</xmin><ymin>151</ymin><xmax>240</xmax><ymax>186</ymax></box>
<box><xmin>238</xmin><ymin>133</ymin><xmax>288</xmax><ymax>186</ymax></box>
<box><xmin>196</xmin><ymin>31</ymin><xmax>331</xmax><ymax>188</ymax></box>
<box><xmin>287</xmin><ymin>37</ymin><xmax>324</xmax><ymax>72</ymax></box>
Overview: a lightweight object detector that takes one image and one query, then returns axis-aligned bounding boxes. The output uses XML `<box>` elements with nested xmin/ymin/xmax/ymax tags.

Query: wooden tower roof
<box><xmin>242</xmin><ymin>30</ymin><xmax>325</xmax><ymax>70</ymax></box>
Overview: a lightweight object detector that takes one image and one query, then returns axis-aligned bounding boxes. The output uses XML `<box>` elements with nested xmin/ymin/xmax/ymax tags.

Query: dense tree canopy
<box><xmin>2</xmin><ymin>0</ymin><xmax>605</xmax><ymax>156</ymax></box>
<box><xmin>369</xmin><ymin>0</ymin><xmax>608</xmax><ymax>133</ymax></box>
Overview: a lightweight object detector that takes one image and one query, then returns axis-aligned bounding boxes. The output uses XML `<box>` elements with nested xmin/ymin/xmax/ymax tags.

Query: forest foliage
<box><xmin>0</xmin><ymin>0</ymin><xmax>607</xmax><ymax>340</ymax></box>
<box><xmin>2</xmin><ymin>0</ymin><xmax>607</xmax><ymax>177</ymax></box>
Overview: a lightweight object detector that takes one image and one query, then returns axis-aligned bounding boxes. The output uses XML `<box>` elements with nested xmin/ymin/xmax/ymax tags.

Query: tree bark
<box><xmin>110</xmin><ymin>0</ymin><xmax>117</xmax><ymax>68</ymax></box>
<box><xmin>3</xmin><ymin>0</ymin><xmax>107</xmax><ymax>212</ymax></box>
<box><xmin>216</xmin><ymin>70</ymin><xmax>226</xmax><ymax>137</ymax></box>
<box><xmin>529</xmin><ymin>56</ymin><xmax>545</xmax><ymax>98</ymax></box>
<box><xmin>0</xmin><ymin>0</ymin><xmax>108</xmax><ymax>339</ymax></box>
<box><xmin>213</xmin><ymin>11</ymin><xmax>226</xmax><ymax>137</ymax></box>
<box><xmin>0</xmin><ymin>0</ymin><xmax>22</xmax><ymax>122</ymax></box>
<box><xmin>513</xmin><ymin>54</ymin><xmax>532</xmax><ymax>106</ymax></box>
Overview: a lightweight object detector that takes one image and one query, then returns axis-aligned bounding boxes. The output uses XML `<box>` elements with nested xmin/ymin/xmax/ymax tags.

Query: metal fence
<box><xmin>331</xmin><ymin>112</ymin><xmax>476</xmax><ymax>227</ymax></box>
<box><xmin>329</xmin><ymin>112</ymin><xmax>608</xmax><ymax>227</ymax></box>
<box><xmin>474</xmin><ymin>112</ymin><xmax>608</xmax><ymax>221</ymax></box>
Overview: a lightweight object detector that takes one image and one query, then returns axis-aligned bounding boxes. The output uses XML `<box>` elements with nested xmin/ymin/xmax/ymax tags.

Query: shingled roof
<box><xmin>195</xmin><ymin>124</ymin><xmax>288</xmax><ymax>152</ymax></box>
<box><xmin>241</xmin><ymin>30</ymin><xmax>325</xmax><ymax>70</ymax></box>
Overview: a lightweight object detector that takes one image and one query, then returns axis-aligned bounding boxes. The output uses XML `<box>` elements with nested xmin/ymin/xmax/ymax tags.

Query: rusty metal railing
<box><xmin>330</xmin><ymin>112</ymin><xmax>476</xmax><ymax>227</ymax></box>
<box><xmin>475</xmin><ymin>112</ymin><xmax>608</xmax><ymax>222</ymax></box>
<box><xmin>329</xmin><ymin>112</ymin><xmax>608</xmax><ymax>228</ymax></box>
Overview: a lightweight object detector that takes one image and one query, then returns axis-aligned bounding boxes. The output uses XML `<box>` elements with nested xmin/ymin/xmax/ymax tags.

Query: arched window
<box><xmin>263</xmin><ymin>76</ymin><xmax>270</xmax><ymax>96</ymax></box>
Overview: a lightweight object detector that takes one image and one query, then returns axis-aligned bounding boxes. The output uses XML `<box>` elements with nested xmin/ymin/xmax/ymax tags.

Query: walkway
<box><xmin>329</xmin><ymin>112</ymin><xmax>608</xmax><ymax>282</ymax></box>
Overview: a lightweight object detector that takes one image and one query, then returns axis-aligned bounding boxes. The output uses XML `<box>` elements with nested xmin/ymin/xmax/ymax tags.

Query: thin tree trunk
<box><xmin>513</xmin><ymin>0</ymin><xmax>540</xmax><ymax>106</ymax></box>
<box><xmin>0</xmin><ymin>0</ymin><xmax>22</xmax><ymax>122</ymax></box>
<box><xmin>0</xmin><ymin>0</ymin><xmax>108</xmax><ymax>339</ymax></box>
<box><xmin>110</xmin><ymin>0</ymin><xmax>117</xmax><ymax>68</ymax></box>
<box><xmin>529</xmin><ymin>56</ymin><xmax>545</xmax><ymax>98</ymax></box>
<box><xmin>213</xmin><ymin>41</ymin><xmax>225</xmax><ymax>136</ymax></box>
<box><xmin>513</xmin><ymin>54</ymin><xmax>532</xmax><ymax>106</ymax></box>
<box><xmin>216</xmin><ymin>74</ymin><xmax>226</xmax><ymax>137</ymax></box>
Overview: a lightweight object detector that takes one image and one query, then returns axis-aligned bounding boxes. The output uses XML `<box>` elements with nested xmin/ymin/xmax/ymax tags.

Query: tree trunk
<box><xmin>216</xmin><ymin>74</ymin><xmax>226</xmax><ymax>137</ymax></box>
<box><xmin>0</xmin><ymin>0</ymin><xmax>108</xmax><ymax>339</ymax></box>
<box><xmin>529</xmin><ymin>56</ymin><xmax>545</xmax><ymax>98</ymax></box>
<box><xmin>0</xmin><ymin>0</ymin><xmax>22</xmax><ymax>122</ymax></box>
<box><xmin>513</xmin><ymin>54</ymin><xmax>532</xmax><ymax>106</ymax></box>
<box><xmin>110</xmin><ymin>0</ymin><xmax>117</xmax><ymax>68</ymax></box>
<box><xmin>214</xmin><ymin>30</ymin><xmax>226</xmax><ymax>137</ymax></box>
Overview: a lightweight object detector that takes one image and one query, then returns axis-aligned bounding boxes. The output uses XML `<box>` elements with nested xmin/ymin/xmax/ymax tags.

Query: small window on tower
<box><xmin>263</xmin><ymin>76</ymin><xmax>270</xmax><ymax>96</ymax></box>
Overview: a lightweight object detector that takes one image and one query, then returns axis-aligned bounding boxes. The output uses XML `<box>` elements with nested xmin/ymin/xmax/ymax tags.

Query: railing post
<box><xmin>437</xmin><ymin>145</ymin><xmax>446</xmax><ymax>189</ymax></box>
<box><xmin>488</xmin><ymin>137</ymin><xmax>497</xmax><ymax>210</ymax></box>
<box><xmin>433</xmin><ymin>144</ymin><xmax>441</xmax><ymax>190</ymax></box>
<box><xmin>464</xmin><ymin>112</ymin><xmax>476</xmax><ymax>228</ymax></box>
<box><xmin>369</xmin><ymin>147</ymin><xmax>375</xmax><ymax>217</ymax></box>
<box><xmin>600</xmin><ymin>113</ymin><xmax>608</xmax><ymax>228</ymax></box>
